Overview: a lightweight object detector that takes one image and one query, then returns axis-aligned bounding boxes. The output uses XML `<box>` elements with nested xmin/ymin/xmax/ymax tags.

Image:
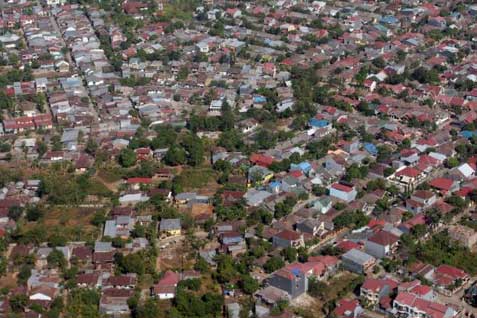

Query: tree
<box><xmin>8</xmin><ymin>205</ymin><xmax>23</xmax><ymax>221</ymax></box>
<box><xmin>240</xmin><ymin>275</ymin><xmax>259</xmax><ymax>295</ymax></box>
<box><xmin>215</xmin><ymin>254</ymin><xmax>237</xmax><ymax>283</ymax></box>
<box><xmin>264</xmin><ymin>256</ymin><xmax>285</xmax><ymax>273</ymax></box>
<box><xmin>308</xmin><ymin>277</ymin><xmax>327</xmax><ymax>299</ymax></box>
<box><xmin>181</xmin><ymin>133</ymin><xmax>204</xmax><ymax>166</ymax></box>
<box><xmin>26</xmin><ymin>205</ymin><xmax>44</xmax><ymax>222</ymax></box>
<box><xmin>118</xmin><ymin>148</ymin><xmax>137</xmax><ymax>167</ymax></box>
<box><xmin>132</xmin><ymin>298</ymin><xmax>163</xmax><ymax>318</ymax></box>
<box><xmin>281</xmin><ymin>247</ymin><xmax>297</xmax><ymax>262</ymax></box>
<box><xmin>47</xmin><ymin>249</ymin><xmax>67</xmax><ymax>269</ymax></box>
<box><xmin>10</xmin><ymin>294</ymin><xmax>28</xmax><ymax>312</ymax></box>
<box><xmin>176</xmin><ymin>66</ymin><xmax>189</xmax><ymax>81</ymax></box>
<box><xmin>164</xmin><ymin>144</ymin><xmax>187</xmax><ymax>166</ymax></box>
<box><xmin>85</xmin><ymin>138</ymin><xmax>98</xmax><ymax>155</ymax></box>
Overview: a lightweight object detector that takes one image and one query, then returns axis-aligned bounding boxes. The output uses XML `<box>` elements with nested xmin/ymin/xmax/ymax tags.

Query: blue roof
<box><xmin>461</xmin><ymin>130</ymin><xmax>477</xmax><ymax>139</ymax></box>
<box><xmin>380</xmin><ymin>15</ymin><xmax>399</xmax><ymax>24</ymax></box>
<box><xmin>298</xmin><ymin>161</ymin><xmax>311</xmax><ymax>171</ymax></box>
<box><xmin>364</xmin><ymin>143</ymin><xmax>377</xmax><ymax>155</ymax></box>
<box><xmin>309</xmin><ymin>118</ymin><xmax>329</xmax><ymax>128</ymax></box>
<box><xmin>291</xmin><ymin>268</ymin><xmax>301</xmax><ymax>276</ymax></box>
<box><xmin>269</xmin><ymin>181</ymin><xmax>281</xmax><ymax>188</ymax></box>
<box><xmin>253</xmin><ymin>95</ymin><xmax>267</xmax><ymax>103</ymax></box>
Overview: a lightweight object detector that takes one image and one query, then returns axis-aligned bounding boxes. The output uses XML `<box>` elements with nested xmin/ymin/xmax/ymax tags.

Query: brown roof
<box><xmin>274</xmin><ymin>229</ymin><xmax>301</xmax><ymax>241</ymax></box>
<box><xmin>368</xmin><ymin>230</ymin><xmax>399</xmax><ymax>246</ymax></box>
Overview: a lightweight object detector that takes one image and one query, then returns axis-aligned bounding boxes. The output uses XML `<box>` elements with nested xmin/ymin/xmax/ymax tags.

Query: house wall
<box><xmin>330</xmin><ymin>188</ymin><xmax>357</xmax><ymax>202</ymax></box>
<box><xmin>273</xmin><ymin>236</ymin><xmax>292</xmax><ymax>248</ymax></box>
<box><xmin>342</xmin><ymin>258</ymin><xmax>364</xmax><ymax>274</ymax></box>
<box><xmin>364</xmin><ymin>241</ymin><xmax>386</xmax><ymax>259</ymax></box>
<box><xmin>268</xmin><ymin>273</ymin><xmax>306</xmax><ymax>299</ymax></box>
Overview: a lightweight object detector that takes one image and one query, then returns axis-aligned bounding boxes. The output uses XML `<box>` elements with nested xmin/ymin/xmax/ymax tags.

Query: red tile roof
<box><xmin>331</xmin><ymin>183</ymin><xmax>354</xmax><ymax>193</ymax></box>
<box><xmin>368</xmin><ymin>230</ymin><xmax>399</xmax><ymax>246</ymax></box>
<box><xmin>250</xmin><ymin>153</ymin><xmax>274</xmax><ymax>167</ymax></box>
<box><xmin>275</xmin><ymin>229</ymin><xmax>301</xmax><ymax>241</ymax></box>
<box><xmin>362</xmin><ymin>278</ymin><xmax>398</xmax><ymax>293</ymax></box>
<box><xmin>429</xmin><ymin>177</ymin><xmax>453</xmax><ymax>191</ymax></box>
<box><xmin>334</xmin><ymin>299</ymin><xmax>360</xmax><ymax>317</ymax></box>
<box><xmin>395</xmin><ymin>167</ymin><xmax>421</xmax><ymax>178</ymax></box>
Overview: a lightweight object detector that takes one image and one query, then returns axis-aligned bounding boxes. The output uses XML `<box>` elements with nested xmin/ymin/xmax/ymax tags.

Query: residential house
<box><xmin>330</xmin><ymin>183</ymin><xmax>357</xmax><ymax>203</ymax></box>
<box><xmin>311</xmin><ymin>197</ymin><xmax>332</xmax><ymax>214</ymax></box>
<box><xmin>99</xmin><ymin>288</ymin><xmax>134</xmax><ymax>316</ymax></box>
<box><xmin>428</xmin><ymin>177</ymin><xmax>460</xmax><ymax>196</ymax></box>
<box><xmin>272</xmin><ymin>230</ymin><xmax>304</xmax><ymax>248</ymax></box>
<box><xmin>296</xmin><ymin>219</ymin><xmax>323</xmax><ymax>236</ymax></box>
<box><xmin>393</xmin><ymin>292</ymin><xmax>457</xmax><ymax>318</ymax></box>
<box><xmin>152</xmin><ymin>270</ymin><xmax>180</xmax><ymax>299</ymax></box>
<box><xmin>432</xmin><ymin>265</ymin><xmax>470</xmax><ymax>295</ymax></box>
<box><xmin>406</xmin><ymin>190</ymin><xmax>437</xmax><ymax>214</ymax></box>
<box><xmin>364</xmin><ymin>230</ymin><xmax>399</xmax><ymax>259</ymax></box>
<box><xmin>159</xmin><ymin>219</ymin><xmax>181</xmax><ymax>236</ymax></box>
<box><xmin>360</xmin><ymin>278</ymin><xmax>398</xmax><ymax>305</ymax></box>
<box><xmin>342</xmin><ymin>249</ymin><xmax>376</xmax><ymax>274</ymax></box>
<box><xmin>267</xmin><ymin>267</ymin><xmax>306</xmax><ymax>299</ymax></box>
<box><xmin>334</xmin><ymin>299</ymin><xmax>364</xmax><ymax>318</ymax></box>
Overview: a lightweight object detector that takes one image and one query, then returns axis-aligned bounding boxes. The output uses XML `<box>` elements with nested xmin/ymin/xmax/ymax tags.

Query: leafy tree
<box><xmin>26</xmin><ymin>205</ymin><xmax>44</xmax><ymax>222</ymax></box>
<box><xmin>215</xmin><ymin>254</ymin><xmax>237</xmax><ymax>283</ymax></box>
<box><xmin>264</xmin><ymin>256</ymin><xmax>285</xmax><ymax>273</ymax></box>
<box><xmin>333</xmin><ymin>211</ymin><xmax>369</xmax><ymax>230</ymax></box>
<box><xmin>164</xmin><ymin>144</ymin><xmax>187</xmax><ymax>166</ymax></box>
<box><xmin>181</xmin><ymin>133</ymin><xmax>204</xmax><ymax>166</ymax></box>
<box><xmin>281</xmin><ymin>247</ymin><xmax>297</xmax><ymax>262</ymax></box>
<box><xmin>132</xmin><ymin>298</ymin><xmax>163</xmax><ymax>318</ymax></box>
<box><xmin>240</xmin><ymin>275</ymin><xmax>259</xmax><ymax>295</ymax></box>
<box><xmin>308</xmin><ymin>277</ymin><xmax>328</xmax><ymax>299</ymax></box>
<box><xmin>67</xmin><ymin>288</ymin><xmax>101</xmax><ymax>317</ymax></box>
<box><xmin>47</xmin><ymin>249</ymin><xmax>67</xmax><ymax>269</ymax></box>
<box><xmin>118</xmin><ymin>148</ymin><xmax>137</xmax><ymax>167</ymax></box>
<box><xmin>8</xmin><ymin>205</ymin><xmax>23</xmax><ymax>221</ymax></box>
<box><xmin>85</xmin><ymin>138</ymin><xmax>98</xmax><ymax>155</ymax></box>
<box><xmin>10</xmin><ymin>294</ymin><xmax>28</xmax><ymax>312</ymax></box>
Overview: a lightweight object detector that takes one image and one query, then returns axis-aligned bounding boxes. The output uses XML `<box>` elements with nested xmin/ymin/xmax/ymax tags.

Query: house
<box><xmin>341</xmin><ymin>249</ymin><xmax>376</xmax><ymax>274</ymax></box>
<box><xmin>152</xmin><ymin>270</ymin><xmax>180</xmax><ymax>299</ymax></box>
<box><xmin>267</xmin><ymin>267</ymin><xmax>306</xmax><ymax>299</ymax></box>
<box><xmin>406</xmin><ymin>190</ymin><xmax>437</xmax><ymax>214</ymax></box>
<box><xmin>103</xmin><ymin>216</ymin><xmax>135</xmax><ymax>238</ymax></box>
<box><xmin>398</xmin><ymin>280</ymin><xmax>435</xmax><ymax>301</ymax></box>
<box><xmin>247</xmin><ymin>165</ymin><xmax>274</xmax><ymax>187</ymax></box>
<box><xmin>390</xmin><ymin>166</ymin><xmax>425</xmax><ymax>191</ymax></box>
<box><xmin>76</xmin><ymin>273</ymin><xmax>101</xmax><ymax>289</ymax></box>
<box><xmin>428</xmin><ymin>177</ymin><xmax>459</xmax><ymax>195</ymax></box>
<box><xmin>159</xmin><ymin>219</ymin><xmax>181</xmax><ymax>236</ymax></box>
<box><xmin>334</xmin><ymin>299</ymin><xmax>364</xmax><ymax>318</ymax></box>
<box><xmin>103</xmin><ymin>274</ymin><xmax>137</xmax><ymax>289</ymax></box>
<box><xmin>330</xmin><ymin>183</ymin><xmax>357</xmax><ymax>203</ymax></box>
<box><xmin>250</xmin><ymin>153</ymin><xmax>274</xmax><ymax>168</ymax></box>
<box><xmin>364</xmin><ymin>230</ymin><xmax>399</xmax><ymax>259</ymax></box>
<box><xmin>360</xmin><ymin>278</ymin><xmax>398</xmax><ymax>305</ymax></box>
<box><xmin>432</xmin><ymin>264</ymin><xmax>470</xmax><ymax>295</ymax></box>
<box><xmin>393</xmin><ymin>292</ymin><xmax>457</xmax><ymax>318</ymax></box>
<box><xmin>296</xmin><ymin>219</ymin><xmax>324</xmax><ymax>236</ymax></box>
<box><xmin>311</xmin><ymin>197</ymin><xmax>332</xmax><ymax>214</ymax></box>
<box><xmin>272</xmin><ymin>230</ymin><xmax>304</xmax><ymax>248</ymax></box>
<box><xmin>99</xmin><ymin>288</ymin><xmax>134</xmax><ymax>316</ymax></box>
<box><xmin>29</xmin><ymin>285</ymin><xmax>59</xmax><ymax>303</ymax></box>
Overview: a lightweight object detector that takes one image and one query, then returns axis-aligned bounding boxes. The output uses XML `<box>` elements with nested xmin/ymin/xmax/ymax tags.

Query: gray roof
<box><xmin>342</xmin><ymin>249</ymin><xmax>375</xmax><ymax>265</ymax></box>
<box><xmin>95</xmin><ymin>241</ymin><xmax>113</xmax><ymax>253</ymax></box>
<box><xmin>160</xmin><ymin>218</ymin><xmax>181</xmax><ymax>231</ymax></box>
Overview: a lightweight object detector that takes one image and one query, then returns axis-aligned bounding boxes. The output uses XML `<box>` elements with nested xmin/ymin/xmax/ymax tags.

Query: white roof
<box><xmin>457</xmin><ymin>163</ymin><xmax>475</xmax><ymax>178</ymax></box>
